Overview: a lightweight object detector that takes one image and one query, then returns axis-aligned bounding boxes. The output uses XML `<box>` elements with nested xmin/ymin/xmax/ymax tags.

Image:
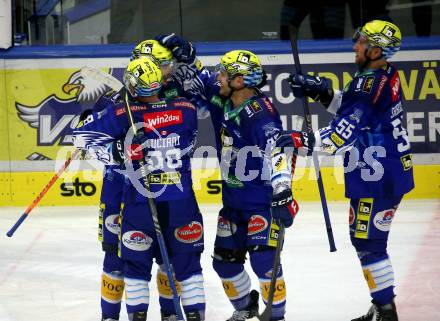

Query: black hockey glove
<box><xmin>271</xmin><ymin>189</ymin><xmax>299</xmax><ymax>228</ymax></box>
<box><xmin>155</xmin><ymin>33</ymin><xmax>196</xmax><ymax>64</ymax></box>
<box><xmin>111</xmin><ymin>138</ymin><xmax>125</xmax><ymax>165</ymax></box>
<box><xmin>289</xmin><ymin>74</ymin><xmax>334</xmax><ymax>107</ymax></box>
<box><xmin>276</xmin><ymin>130</ymin><xmax>313</xmax><ymax>156</ymax></box>
<box><xmin>76</xmin><ymin>109</ymin><xmax>93</xmax><ymax>128</ymax></box>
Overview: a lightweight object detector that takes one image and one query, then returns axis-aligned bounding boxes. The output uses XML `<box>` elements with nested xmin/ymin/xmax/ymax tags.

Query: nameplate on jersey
<box><xmin>143</xmin><ymin>110</ymin><xmax>183</xmax><ymax>132</ymax></box>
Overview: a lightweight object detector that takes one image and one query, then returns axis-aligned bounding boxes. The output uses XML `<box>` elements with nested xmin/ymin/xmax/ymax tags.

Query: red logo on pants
<box><xmin>174</xmin><ymin>221</ymin><xmax>203</xmax><ymax>243</ymax></box>
<box><xmin>248</xmin><ymin>215</ymin><xmax>268</xmax><ymax>235</ymax></box>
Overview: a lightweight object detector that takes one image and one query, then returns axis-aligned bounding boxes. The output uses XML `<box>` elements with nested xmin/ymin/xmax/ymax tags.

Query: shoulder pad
<box><xmin>243</xmin><ymin>100</ymin><xmax>263</xmax><ymax>118</ymax></box>
<box><xmin>94</xmin><ymin>91</ymin><xmax>120</xmax><ymax>112</ymax></box>
<box><xmin>351</xmin><ymin>69</ymin><xmax>389</xmax><ymax>105</ymax></box>
<box><xmin>242</xmin><ymin>96</ymin><xmax>277</xmax><ymax>119</ymax></box>
<box><xmin>100</xmin><ymin>90</ymin><xmax>115</xmax><ymax>98</ymax></box>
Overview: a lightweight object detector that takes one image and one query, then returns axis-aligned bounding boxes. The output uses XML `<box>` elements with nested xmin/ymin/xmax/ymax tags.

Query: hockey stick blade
<box><xmin>80</xmin><ymin>67</ymin><xmax>124</xmax><ymax>92</ymax></box>
<box><xmin>7</xmin><ymin>149</ymin><xmax>80</xmax><ymax>237</ymax></box>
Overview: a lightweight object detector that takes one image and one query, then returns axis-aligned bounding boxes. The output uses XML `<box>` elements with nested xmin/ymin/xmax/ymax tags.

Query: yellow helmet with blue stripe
<box><xmin>131</xmin><ymin>40</ymin><xmax>173</xmax><ymax>65</ymax></box>
<box><xmin>355</xmin><ymin>20</ymin><xmax>402</xmax><ymax>59</ymax></box>
<box><xmin>218</xmin><ymin>50</ymin><xmax>263</xmax><ymax>87</ymax></box>
<box><xmin>124</xmin><ymin>56</ymin><xmax>163</xmax><ymax>97</ymax></box>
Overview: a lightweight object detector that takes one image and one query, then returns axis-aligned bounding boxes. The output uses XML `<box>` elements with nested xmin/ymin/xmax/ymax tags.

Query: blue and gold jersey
<box><xmin>189</xmin><ymin>70</ymin><xmax>289</xmax><ymax>211</ymax></box>
<box><xmin>73</xmin><ymin>96</ymin><xmax>198</xmax><ymax>203</ymax></box>
<box><xmin>317</xmin><ymin>63</ymin><xmax>414</xmax><ymax>198</ymax></box>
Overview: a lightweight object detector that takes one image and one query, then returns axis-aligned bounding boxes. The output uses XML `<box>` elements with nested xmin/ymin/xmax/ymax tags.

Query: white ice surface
<box><xmin>0</xmin><ymin>200</ymin><xmax>439</xmax><ymax>321</ymax></box>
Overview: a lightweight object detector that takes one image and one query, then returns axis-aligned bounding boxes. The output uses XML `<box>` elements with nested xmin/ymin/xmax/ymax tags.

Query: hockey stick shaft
<box><xmin>288</xmin><ymin>25</ymin><xmax>336</xmax><ymax>252</ymax></box>
<box><xmin>255</xmin><ymin>223</ymin><xmax>285</xmax><ymax>321</ymax></box>
<box><xmin>251</xmin><ymin>115</ymin><xmax>303</xmax><ymax>321</ymax></box>
<box><xmin>7</xmin><ymin>149</ymin><xmax>80</xmax><ymax>237</ymax></box>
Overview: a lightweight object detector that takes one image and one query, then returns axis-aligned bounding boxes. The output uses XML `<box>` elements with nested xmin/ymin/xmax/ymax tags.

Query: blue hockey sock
<box><xmin>359</xmin><ymin>252</ymin><xmax>395</xmax><ymax>305</ymax></box>
<box><xmin>250</xmin><ymin>249</ymin><xmax>286</xmax><ymax>319</ymax></box>
<box><xmin>212</xmin><ymin>259</ymin><xmax>251</xmax><ymax>310</ymax></box>
<box><xmin>124</xmin><ymin>260</ymin><xmax>152</xmax><ymax>314</ymax></box>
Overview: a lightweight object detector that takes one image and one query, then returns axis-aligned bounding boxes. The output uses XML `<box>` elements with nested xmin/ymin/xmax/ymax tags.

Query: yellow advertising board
<box><xmin>0</xmin><ymin>165</ymin><xmax>438</xmax><ymax>207</ymax></box>
<box><xmin>0</xmin><ymin>54</ymin><xmax>439</xmax><ymax>207</ymax></box>
<box><xmin>2</xmin><ymin>67</ymin><xmax>112</xmax><ymax>161</ymax></box>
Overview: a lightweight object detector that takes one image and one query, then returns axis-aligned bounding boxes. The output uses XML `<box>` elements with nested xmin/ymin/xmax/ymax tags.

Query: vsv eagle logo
<box><xmin>15</xmin><ymin>68</ymin><xmax>122</xmax><ymax>146</ymax></box>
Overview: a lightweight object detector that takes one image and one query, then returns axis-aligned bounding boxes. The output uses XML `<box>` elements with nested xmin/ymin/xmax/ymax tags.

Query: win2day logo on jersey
<box><xmin>12</xmin><ymin>68</ymin><xmax>122</xmax><ymax>159</ymax></box>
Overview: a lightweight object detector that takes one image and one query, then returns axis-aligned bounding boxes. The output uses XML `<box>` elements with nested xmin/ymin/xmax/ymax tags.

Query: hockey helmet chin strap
<box><xmin>226</xmin><ymin>74</ymin><xmax>246</xmax><ymax>98</ymax></box>
<box><xmin>353</xmin><ymin>29</ymin><xmax>384</xmax><ymax>72</ymax></box>
<box><xmin>359</xmin><ymin>46</ymin><xmax>383</xmax><ymax>71</ymax></box>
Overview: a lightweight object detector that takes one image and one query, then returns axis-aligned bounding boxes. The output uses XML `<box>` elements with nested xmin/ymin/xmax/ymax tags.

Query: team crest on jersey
<box><xmin>15</xmin><ymin>68</ymin><xmax>121</xmax><ymax>157</ymax></box>
<box><xmin>250</xmin><ymin>101</ymin><xmax>262</xmax><ymax>113</ymax></box>
<box><xmin>362</xmin><ymin>76</ymin><xmax>375</xmax><ymax>93</ymax></box>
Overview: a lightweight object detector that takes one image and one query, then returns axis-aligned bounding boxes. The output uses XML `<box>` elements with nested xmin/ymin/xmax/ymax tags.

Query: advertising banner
<box><xmin>0</xmin><ymin>49</ymin><xmax>439</xmax><ymax>205</ymax></box>
<box><xmin>1</xmin><ymin>57</ymin><xmax>439</xmax><ymax>163</ymax></box>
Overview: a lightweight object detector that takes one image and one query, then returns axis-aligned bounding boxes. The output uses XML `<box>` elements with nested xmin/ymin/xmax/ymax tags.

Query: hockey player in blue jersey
<box><xmin>276</xmin><ymin>20</ymin><xmax>414</xmax><ymax>321</ymax></box>
<box><xmin>87</xmin><ymin>90</ymin><xmax>126</xmax><ymax>321</ymax></box>
<box><xmin>156</xmin><ymin>43</ymin><xmax>298</xmax><ymax>321</ymax></box>
<box><xmin>95</xmin><ymin>39</ymin><xmax>191</xmax><ymax>321</ymax></box>
<box><xmin>132</xmin><ymin>39</ymin><xmax>200</xmax><ymax>100</ymax></box>
<box><xmin>131</xmin><ymin>38</ymin><xmax>208</xmax><ymax>321</ymax></box>
<box><xmin>73</xmin><ymin>57</ymin><xmax>205</xmax><ymax>321</ymax></box>
<box><xmin>212</xmin><ymin>50</ymin><xmax>298</xmax><ymax>321</ymax></box>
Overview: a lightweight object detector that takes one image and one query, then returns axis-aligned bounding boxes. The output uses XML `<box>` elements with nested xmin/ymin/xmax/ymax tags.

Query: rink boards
<box><xmin>0</xmin><ymin>41</ymin><xmax>439</xmax><ymax>206</ymax></box>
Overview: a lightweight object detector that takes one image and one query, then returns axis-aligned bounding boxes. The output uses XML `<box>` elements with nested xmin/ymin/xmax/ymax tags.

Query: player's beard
<box><xmin>219</xmin><ymin>83</ymin><xmax>232</xmax><ymax>97</ymax></box>
<box><xmin>355</xmin><ymin>51</ymin><xmax>370</xmax><ymax>72</ymax></box>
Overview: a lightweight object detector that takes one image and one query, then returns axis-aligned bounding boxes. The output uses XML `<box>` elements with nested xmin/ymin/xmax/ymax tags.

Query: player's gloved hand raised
<box><xmin>289</xmin><ymin>74</ymin><xmax>333</xmax><ymax>105</ymax></box>
<box><xmin>276</xmin><ymin>130</ymin><xmax>313</xmax><ymax>155</ymax></box>
<box><xmin>155</xmin><ymin>33</ymin><xmax>196</xmax><ymax>64</ymax></box>
<box><xmin>76</xmin><ymin>109</ymin><xmax>93</xmax><ymax>128</ymax></box>
<box><xmin>271</xmin><ymin>189</ymin><xmax>299</xmax><ymax>228</ymax></box>
<box><xmin>125</xmin><ymin>132</ymin><xmax>147</xmax><ymax>161</ymax></box>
